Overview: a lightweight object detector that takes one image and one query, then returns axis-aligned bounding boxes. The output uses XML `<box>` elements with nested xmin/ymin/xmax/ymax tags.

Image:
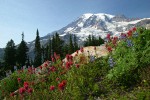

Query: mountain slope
<box><xmin>0</xmin><ymin>13</ymin><xmax>150</xmax><ymax>59</ymax></box>
<box><xmin>40</xmin><ymin>13</ymin><xmax>150</xmax><ymax>45</ymax></box>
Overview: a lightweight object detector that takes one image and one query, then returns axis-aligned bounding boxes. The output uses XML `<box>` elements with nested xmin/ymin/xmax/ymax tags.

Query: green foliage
<box><xmin>0</xmin><ymin>28</ymin><xmax>150</xmax><ymax>100</ymax></box>
<box><xmin>106</xmin><ymin>28</ymin><xmax>150</xmax><ymax>87</ymax></box>
<box><xmin>0</xmin><ymin>73</ymin><xmax>18</xmax><ymax>99</ymax></box>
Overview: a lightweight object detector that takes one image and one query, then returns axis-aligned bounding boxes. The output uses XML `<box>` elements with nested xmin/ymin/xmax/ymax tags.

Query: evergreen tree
<box><xmin>34</xmin><ymin>29</ymin><xmax>42</xmax><ymax>67</ymax></box>
<box><xmin>51</xmin><ymin>35</ymin><xmax>55</xmax><ymax>56</ymax></box>
<box><xmin>88</xmin><ymin>35</ymin><xmax>92</xmax><ymax>46</ymax></box>
<box><xmin>73</xmin><ymin>34</ymin><xmax>79</xmax><ymax>52</ymax></box>
<box><xmin>51</xmin><ymin>33</ymin><xmax>64</xmax><ymax>57</ymax></box>
<box><xmin>16</xmin><ymin>33</ymin><xmax>29</xmax><ymax>67</ymax></box>
<box><xmin>41</xmin><ymin>46</ymin><xmax>45</xmax><ymax>62</ymax></box>
<box><xmin>99</xmin><ymin>36</ymin><xmax>104</xmax><ymax>45</ymax></box>
<box><xmin>4</xmin><ymin>39</ymin><xmax>16</xmax><ymax>70</ymax></box>
<box><xmin>62</xmin><ymin>44</ymin><xmax>69</xmax><ymax>56</ymax></box>
<box><xmin>84</xmin><ymin>35</ymin><xmax>104</xmax><ymax>46</ymax></box>
<box><xmin>91</xmin><ymin>35</ymin><xmax>96</xmax><ymax>45</ymax></box>
<box><xmin>30</xmin><ymin>58</ymin><xmax>34</xmax><ymax>66</ymax></box>
<box><xmin>55</xmin><ymin>33</ymin><xmax>63</xmax><ymax>56</ymax></box>
<box><xmin>84</xmin><ymin>35</ymin><xmax>92</xmax><ymax>46</ymax></box>
<box><xmin>69</xmin><ymin>34</ymin><xmax>74</xmax><ymax>54</ymax></box>
<box><xmin>48</xmin><ymin>38</ymin><xmax>52</xmax><ymax>60</ymax></box>
<box><xmin>26</xmin><ymin>56</ymin><xmax>30</xmax><ymax>67</ymax></box>
<box><xmin>45</xmin><ymin>45</ymin><xmax>49</xmax><ymax>61</ymax></box>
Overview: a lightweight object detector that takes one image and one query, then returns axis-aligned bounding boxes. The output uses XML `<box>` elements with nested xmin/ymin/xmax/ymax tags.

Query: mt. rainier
<box><xmin>0</xmin><ymin>13</ymin><xmax>150</xmax><ymax>60</ymax></box>
<box><xmin>43</xmin><ymin>13</ymin><xmax>150</xmax><ymax>43</ymax></box>
<box><xmin>26</xmin><ymin>13</ymin><xmax>150</xmax><ymax>52</ymax></box>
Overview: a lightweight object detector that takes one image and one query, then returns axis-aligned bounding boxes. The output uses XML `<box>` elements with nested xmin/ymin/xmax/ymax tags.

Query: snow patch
<box><xmin>64</xmin><ymin>27</ymin><xmax>74</xmax><ymax>32</ymax></box>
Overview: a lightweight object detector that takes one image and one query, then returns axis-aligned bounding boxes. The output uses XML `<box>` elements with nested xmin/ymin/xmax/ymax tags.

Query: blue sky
<box><xmin>0</xmin><ymin>0</ymin><xmax>150</xmax><ymax>48</ymax></box>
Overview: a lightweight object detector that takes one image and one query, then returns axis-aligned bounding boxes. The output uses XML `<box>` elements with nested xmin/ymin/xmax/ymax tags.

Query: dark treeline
<box><xmin>0</xmin><ymin>30</ymin><xmax>104</xmax><ymax>77</ymax></box>
<box><xmin>41</xmin><ymin>33</ymin><xmax>80</xmax><ymax>63</ymax></box>
<box><xmin>84</xmin><ymin>35</ymin><xmax>104</xmax><ymax>46</ymax></box>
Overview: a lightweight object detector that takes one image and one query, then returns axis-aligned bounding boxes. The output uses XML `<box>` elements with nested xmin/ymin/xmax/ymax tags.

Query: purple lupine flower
<box><xmin>126</xmin><ymin>39</ymin><xmax>133</xmax><ymax>47</ymax></box>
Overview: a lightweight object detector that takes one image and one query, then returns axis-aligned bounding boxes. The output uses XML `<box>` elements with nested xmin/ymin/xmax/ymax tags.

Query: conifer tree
<box><xmin>26</xmin><ymin>56</ymin><xmax>30</xmax><ymax>67</ymax></box>
<box><xmin>16</xmin><ymin>33</ymin><xmax>29</xmax><ymax>67</ymax></box>
<box><xmin>99</xmin><ymin>36</ymin><xmax>104</xmax><ymax>45</ymax></box>
<box><xmin>4</xmin><ymin>39</ymin><xmax>16</xmax><ymax>70</ymax></box>
<box><xmin>92</xmin><ymin>35</ymin><xmax>96</xmax><ymax>45</ymax></box>
<box><xmin>34</xmin><ymin>29</ymin><xmax>42</xmax><ymax>67</ymax></box>
<box><xmin>84</xmin><ymin>35</ymin><xmax>104</xmax><ymax>46</ymax></box>
<box><xmin>51</xmin><ymin>33</ymin><xmax>64</xmax><ymax>57</ymax></box>
<box><xmin>51</xmin><ymin>35</ymin><xmax>55</xmax><ymax>56</ymax></box>
<box><xmin>41</xmin><ymin>46</ymin><xmax>45</xmax><ymax>62</ymax></box>
<box><xmin>73</xmin><ymin>34</ymin><xmax>79</xmax><ymax>52</ymax></box>
<box><xmin>55</xmin><ymin>33</ymin><xmax>62</xmax><ymax>55</ymax></box>
<box><xmin>88</xmin><ymin>35</ymin><xmax>92</xmax><ymax>46</ymax></box>
<box><xmin>48</xmin><ymin>38</ymin><xmax>52</xmax><ymax>60</ymax></box>
<box><xmin>69</xmin><ymin>34</ymin><xmax>74</xmax><ymax>54</ymax></box>
<box><xmin>62</xmin><ymin>44</ymin><xmax>69</xmax><ymax>57</ymax></box>
<box><xmin>44</xmin><ymin>45</ymin><xmax>49</xmax><ymax>60</ymax></box>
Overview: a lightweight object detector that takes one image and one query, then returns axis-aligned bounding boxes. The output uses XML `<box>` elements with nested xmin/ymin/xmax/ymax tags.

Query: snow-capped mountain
<box><xmin>0</xmin><ymin>13</ymin><xmax>150</xmax><ymax>60</ymax></box>
<box><xmin>40</xmin><ymin>13</ymin><xmax>150</xmax><ymax>45</ymax></box>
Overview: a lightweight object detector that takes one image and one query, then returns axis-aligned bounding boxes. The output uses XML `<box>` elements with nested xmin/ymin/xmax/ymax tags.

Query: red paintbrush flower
<box><xmin>132</xmin><ymin>27</ymin><xmax>136</xmax><ymax>31</ymax></box>
<box><xmin>24</xmin><ymin>84</ymin><xmax>29</xmax><ymax>90</ymax></box>
<box><xmin>106</xmin><ymin>33</ymin><xmax>111</xmax><ymax>41</ymax></box>
<box><xmin>56</xmin><ymin>77</ymin><xmax>60</xmax><ymax>81</ymax></box>
<box><xmin>23</xmin><ymin>82</ymin><xmax>29</xmax><ymax>90</ymax></box>
<box><xmin>44</xmin><ymin>63</ymin><xmax>48</xmax><ymax>67</ymax></box>
<box><xmin>69</xmin><ymin>61</ymin><xmax>73</xmax><ymax>65</ymax></box>
<box><xmin>112</xmin><ymin>37</ymin><xmax>118</xmax><ymax>45</ymax></box>
<box><xmin>58</xmin><ymin>83</ymin><xmax>64</xmax><ymax>91</ymax></box>
<box><xmin>50</xmin><ymin>86</ymin><xmax>55</xmax><ymax>91</ymax></box>
<box><xmin>58</xmin><ymin>80</ymin><xmax>67</xmax><ymax>91</ymax></box>
<box><xmin>69</xmin><ymin>55</ymin><xmax>73</xmax><ymax>61</ymax></box>
<box><xmin>49</xmin><ymin>66</ymin><xmax>56</xmax><ymax>72</ymax></box>
<box><xmin>76</xmin><ymin>64</ymin><xmax>80</xmax><ymax>68</ymax></box>
<box><xmin>51</xmin><ymin>56</ymin><xmax>55</xmax><ymax>62</ymax></box>
<box><xmin>54</xmin><ymin>52</ymin><xmax>57</xmax><ymax>59</ymax></box>
<box><xmin>19</xmin><ymin>87</ymin><xmax>25</xmax><ymax>95</ymax></box>
<box><xmin>127</xmin><ymin>30</ymin><xmax>132</xmax><ymax>37</ymax></box>
<box><xmin>61</xmin><ymin>80</ymin><xmax>67</xmax><ymax>86</ymax></box>
<box><xmin>80</xmin><ymin>47</ymin><xmax>84</xmax><ymax>53</ymax></box>
<box><xmin>107</xmin><ymin>46</ymin><xmax>112</xmax><ymax>52</ymax></box>
<box><xmin>17</xmin><ymin>78</ymin><xmax>21</xmax><ymax>83</ymax></box>
<box><xmin>27</xmin><ymin>88</ymin><xmax>33</xmax><ymax>94</ymax></box>
<box><xmin>40</xmin><ymin>66</ymin><xmax>42</xmax><ymax>70</ymax></box>
<box><xmin>66</xmin><ymin>62</ymin><xmax>71</xmax><ymax>70</ymax></box>
<box><xmin>24</xmin><ymin>82</ymin><xmax>29</xmax><ymax>86</ymax></box>
<box><xmin>10</xmin><ymin>92</ymin><xmax>15</xmax><ymax>97</ymax></box>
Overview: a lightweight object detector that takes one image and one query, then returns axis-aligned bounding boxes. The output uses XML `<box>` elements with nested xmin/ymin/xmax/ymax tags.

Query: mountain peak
<box><xmin>81</xmin><ymin>13</ymin><xmax>93</xmax><ymax>19</ymax></box>
<box><xmin>95</xmin><ymin>13</ymin><xmax>115</xmax><ymax>18</ymax></box>
<box><xmin>81</xmin><ymin>13</ymin><xmax>115</xmax><ymax>20</ymax></box>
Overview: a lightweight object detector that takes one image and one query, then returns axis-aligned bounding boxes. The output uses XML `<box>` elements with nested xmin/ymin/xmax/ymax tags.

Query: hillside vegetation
<box><xmin>0</xmin><ymin>27</ymin><xmax>150</xmax><ymax>100</ymax></box>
